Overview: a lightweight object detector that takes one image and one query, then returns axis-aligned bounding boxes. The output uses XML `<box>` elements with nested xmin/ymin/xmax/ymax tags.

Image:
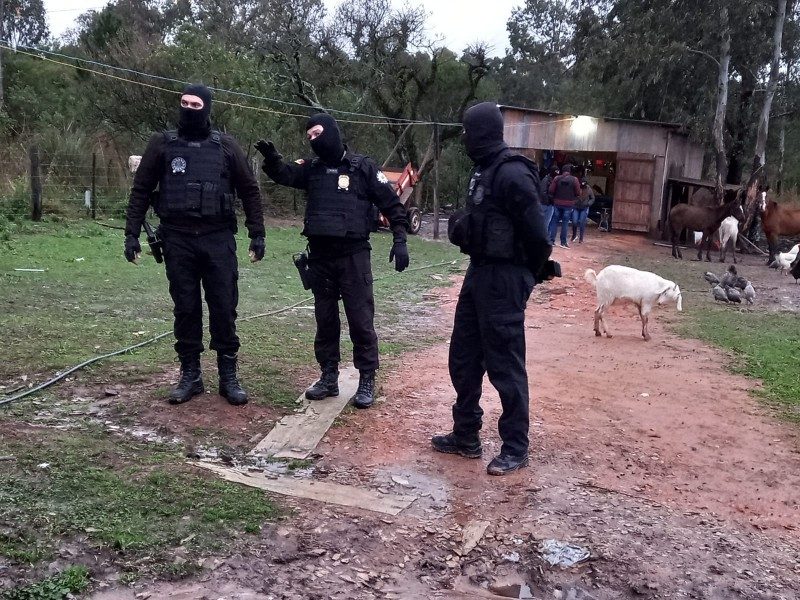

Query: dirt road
<box><xmin>97</xmin><ymin>234</ymin><xmax>800</xmax><ymax>599</ymax></box>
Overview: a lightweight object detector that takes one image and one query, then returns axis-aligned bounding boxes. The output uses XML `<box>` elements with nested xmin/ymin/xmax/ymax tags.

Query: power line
<box><xmin>46</xmin><ymin>5</ymin><xmax>105</xmax><ymax>13</ymax></box>
<box><xmin>0</xmin><ymin>41</ymin><xmax>573</xmax><ymax>130</ymax></box>
<box><xmin>3</xmin><ymin>40</ymin><xmax>462</xmax><ymax>127</ymax></box>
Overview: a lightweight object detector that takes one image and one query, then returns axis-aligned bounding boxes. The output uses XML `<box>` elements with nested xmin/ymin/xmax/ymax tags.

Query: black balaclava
<box><xmin>462</xmin><ymin>102</ymin><xmax>507</xmax><ymax>165</ymax></box>
<box><xmin>178</xmin><ymin>83</ymin><xmax>212</xmax><ymax>139</ymax></box>
<box><xmin>306</xmin><ymin>113</ymin><xmax>345</xmax><ymax>166</ymax></box>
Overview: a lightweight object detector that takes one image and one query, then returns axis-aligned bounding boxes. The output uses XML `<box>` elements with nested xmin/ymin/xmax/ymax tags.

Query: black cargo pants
<box><xmin>309</xmin><ymin>250</ymin><xmax>378</xmax><ymax>372</ymax></box>
<box><xmin>449</xmin><ymin>262</ymin><xmax>535</xmax><ymax>457</ymax></box>
<box><xmin>161</xmin><ymin>228</ymin><xmax>240</xmax><ymax>357</ymax></box>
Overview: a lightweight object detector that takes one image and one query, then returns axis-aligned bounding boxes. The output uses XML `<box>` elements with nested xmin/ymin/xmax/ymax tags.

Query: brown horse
<box><xmin>759</xmin><ymin>191</ymin><xmax>800</xmax><ymax>261</ymax></box>
<box><xmin>669</xmin><ymin>198</ymin><xmax>744</xmax><ymax>261</ymax></box>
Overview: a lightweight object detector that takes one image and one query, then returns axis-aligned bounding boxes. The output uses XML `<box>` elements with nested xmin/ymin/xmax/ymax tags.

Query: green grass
<box><xmin>1</xmin><ymin>566</ymin><xmax>90</xmax><ymax>600</ymax></box>
<box><xmin>0</xmin><ymin>218</ymin><xmax>462</xmax><ymax>587</ymax></box>
<box><xmin>679</xmin><ymin>311</ymin><xmax>800</xmax><ymax>416</ymax></box>
<box><xmin>614</xmin><ymin>250</ymin><xmax>800</xmax><ymax>416</ymax></box>
<box><xmin>0</xmin><ymin>428</ymin><xmax>280</xmax><ymax>572</ymax></box>
<box><xmin>0</xmin><ymin>219</ymin><xmax>463</xmax><ymax>406</ymax></box>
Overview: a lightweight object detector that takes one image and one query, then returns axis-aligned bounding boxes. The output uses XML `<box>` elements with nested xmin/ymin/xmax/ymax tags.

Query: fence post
<box><xmin>91</xmin><ymin>152</ymin><xmax>97</xmax><ymax>219</ymax></box>
<box><xmin>432</xmin><ymin>122</ymin><xmax>440</xmax><ymax>240</ymax></box>
<box><xmin>29</xmin><ymin>145</ymin><xmax>42</xmax><ymax>221</ymax></box>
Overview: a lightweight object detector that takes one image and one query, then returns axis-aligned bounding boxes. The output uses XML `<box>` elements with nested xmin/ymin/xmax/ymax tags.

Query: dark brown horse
<box><xmin>669</xmin><ymin>198</ymin><xmax>745</xmax><ymax>261</ymax></box>
<box><xmin>759</xmin><ymin>191</ymin><xmax>800</xmax><ymax>262</ymax></box>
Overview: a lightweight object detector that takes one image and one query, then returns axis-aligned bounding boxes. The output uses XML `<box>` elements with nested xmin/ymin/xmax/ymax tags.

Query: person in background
<box><xmin>548</xmin><ymin>163</ymin><xmax>580</xmax><ymax>249</ymax></box>
<box><xmin>539</xmin><ymin>164</ymin><xmax>558</xmax><ymax>243</ymax></box>
<box><xmin>572</xmin><ymin>175</ymin><xmax>595</xmax><ymax>244</ymax></box>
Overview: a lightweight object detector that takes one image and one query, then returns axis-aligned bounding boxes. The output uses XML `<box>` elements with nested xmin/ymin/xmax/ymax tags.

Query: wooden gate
<box><xmin>613</xmin><ymin>153</ymin><xmax>655</xmax><ymax>232</ymax></box>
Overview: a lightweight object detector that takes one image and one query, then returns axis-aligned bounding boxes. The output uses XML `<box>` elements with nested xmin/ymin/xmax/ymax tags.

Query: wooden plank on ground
<box><xmin>190</xmin><ymin>461</ymin><xmax>416</xmax><ymax>516</ymax></box>
<box><xmin>249</xmin><ymin>366</ymin><xmax>359</xmax><ymax>459</ymax></box>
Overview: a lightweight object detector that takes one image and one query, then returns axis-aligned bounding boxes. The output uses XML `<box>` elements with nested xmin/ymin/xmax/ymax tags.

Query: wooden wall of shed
<box><xmin>501</xmin><ymin>107</ymin><xmax>705</xmax><ymax>235</ymax></box>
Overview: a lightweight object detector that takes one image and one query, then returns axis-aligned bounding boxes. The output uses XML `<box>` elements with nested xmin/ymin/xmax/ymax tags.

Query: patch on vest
<box><xmin>338</xmin><ymin>174</ymin><xmax>350</xmax><ymax>191</ymax></box>
<box><xmin>377</xmin><ymin>171</ymin><xmax>389</xmax><ymax>184</ymax></box>
<box><xmin>171</xmin><ymin>157</ymin><xmax>187</xmax><ymax>174</ymax></box>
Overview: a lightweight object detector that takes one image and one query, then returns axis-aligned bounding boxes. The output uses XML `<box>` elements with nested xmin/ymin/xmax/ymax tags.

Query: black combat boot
<box><xmin>305</xmin><ymin>363</ymin><xmax>339</xmax><ymax>400</ymax></box>
<box><xmin>169</xmin><ymin>354</ymin><xmax>204</xmax><ymax>405</ymax></box>
<box><xmin>431</xmin><ymin>432</ymin><xmax>482</xmax><ymax>459</ymax></box>
<box><xmin>487</xmin><ymin>453</ymin><xmax>529</xmax><ymax>476</ymax></box>
<box><xmin>351</xmin><ymin>370</ymin><xmax>375</xmax><ymax>409</ymax></box>
<box><xmin>218</xmin><ymin>354</ymin><xmax>248</xmax><ymax>406</ymax></box>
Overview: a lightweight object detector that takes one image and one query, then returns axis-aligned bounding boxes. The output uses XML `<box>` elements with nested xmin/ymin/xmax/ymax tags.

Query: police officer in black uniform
<box><xmin>124</xmin><ymin>84</ymin><xmax>266</xmax><ymax>406</ymax></box>
<box><xmin>433</xmin><ymin>102</ymin><xmax>554</xmax><ymax>476</ymax></box>
<box><xmin>256</xmin><ymin>113</ymin><xmax>409</xmax><ymax>409</ymax></box>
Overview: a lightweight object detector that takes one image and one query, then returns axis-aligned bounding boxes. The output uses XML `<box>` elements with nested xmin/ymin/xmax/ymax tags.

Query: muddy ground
<box><xmin>29</xmin><ymin>230</ymin><xmax>800</xmax><ymax>598</ymax></box>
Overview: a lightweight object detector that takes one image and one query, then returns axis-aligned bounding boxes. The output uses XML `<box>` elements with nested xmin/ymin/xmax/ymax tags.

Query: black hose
<box><xmin>0</xmin><ymin>260</ymin><xmax>464</xmax><ymax>407</ymax></box>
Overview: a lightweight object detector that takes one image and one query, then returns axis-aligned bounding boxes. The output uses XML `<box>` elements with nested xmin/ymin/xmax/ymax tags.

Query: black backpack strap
<box><xmin>482</xmin><ymin>152</ymin><xmax>539</xmax><ymax>197</ymax></box>
<box><xmin>209</xmin><ymin>130</ymin><xmax>222</xmax><ymax>145</ymax></box>
<box><xmin>163</xmin><ymin>129</ymin><xmax>179</xmax><ymax>143</ymax></box>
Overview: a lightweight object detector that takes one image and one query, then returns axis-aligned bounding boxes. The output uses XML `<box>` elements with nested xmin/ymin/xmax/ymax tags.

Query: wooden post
<box><xmin>29</xmin><ymin>145</ymin><xmax>41</xmax><ymax>221</ymax></box>
<box><xmin>91</xmin><ymin>152</ymin><xmax>97</xmax><ymax>219</ymax></box>
<box><xmin>432</xmin><ymin>122</ymin><xmax>440</xmax><ymax>240</ymax></box>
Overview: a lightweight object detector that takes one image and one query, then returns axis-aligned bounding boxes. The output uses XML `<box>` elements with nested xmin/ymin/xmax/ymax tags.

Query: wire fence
<box><xmin>0</xmin><ymin>149</ymin><xmax>133</xmax><ymax>222</ymax></box>
<box><xmin>0</xmin><ymin>147</ymin><xmax>306</xmax><ymax>224</ymax></box>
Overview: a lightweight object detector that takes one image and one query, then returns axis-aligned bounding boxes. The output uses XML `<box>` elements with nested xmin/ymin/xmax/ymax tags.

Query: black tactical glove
<box><xmin>255</xmin><ymin>139</ymin><xmax>282</xmax><ymax>164</ymax></box>
<box><xmin>535</xmin><ymin>259</ymin><xmax>562</xmax><ymax>281</ymax></box>
<box><xmin>124</xmin><ymin>234</ymin><xmax>141</xmax><ymax>263</ymax></box>
<box><xmin>389</xmin><ymin>241</ymin><xmax>409</xmax><ymax>272</ymax></box>
<box><xmin>249</xmin><ymin>235</ymin><xmax>266</xmax><ymax>263</ymax></box>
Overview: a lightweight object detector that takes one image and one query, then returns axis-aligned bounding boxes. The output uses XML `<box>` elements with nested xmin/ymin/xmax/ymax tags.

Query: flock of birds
<box><xmin>704</xmin><ymin>265</ymin><xmax>756</xmax><ymax>305</ymax></box>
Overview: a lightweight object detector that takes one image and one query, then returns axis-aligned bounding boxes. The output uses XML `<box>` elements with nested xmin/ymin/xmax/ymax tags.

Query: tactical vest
<box><xmin>448</xmin><ymin>150</ymin><xmax>537</xmax><ymax>261</ymax></box>
<box><xmin>303</xmin><ymin>153</ymin><xmax>375</xmax><ymax>239</ymax></box>
<box><xmin>156</xmin><ymin>130</ymin><xmax>234</xmax><ymax>219</ymax></box>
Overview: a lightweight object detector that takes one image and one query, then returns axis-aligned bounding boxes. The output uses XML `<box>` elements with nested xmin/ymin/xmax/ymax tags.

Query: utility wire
<box><xmin>0</xmin><ymin>41</ymin><xmax>460</xmax><ymax>127</ymax></box>
<box><xmin>0</xmin><ymin>298</ymin><xmax>314</xmax><ymax>407</ymax></box>
<box><xmin>6</xmin><ymin>41</ymin><xmax>453</xmax><ymax>126</ymax></box>
<box><xmin>2</xmin><ymin>40</ymin><xmax>576</xmax><ymax>130</ymax></box>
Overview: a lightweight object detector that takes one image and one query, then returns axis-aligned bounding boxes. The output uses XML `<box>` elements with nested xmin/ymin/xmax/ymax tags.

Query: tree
<box><xmin>712</xmin><ymin>3</ymin><xmax>732</xmax><ymax>203</ymax></box>
<box><xmin>742</xmin><ymin>0</ymin><xmax>788</xmax><ymax>232</ymax></box>
<box><xmin>0</xmin><ymin>0</ymin><xmax>48</xmax><ymax>110</ymax></box>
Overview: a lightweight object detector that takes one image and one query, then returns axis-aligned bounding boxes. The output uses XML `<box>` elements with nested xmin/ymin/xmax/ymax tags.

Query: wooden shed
<box><xmin>500</xmin><ymin>105</ymin><xmax>705</xmax><ymax>234</ymax></box>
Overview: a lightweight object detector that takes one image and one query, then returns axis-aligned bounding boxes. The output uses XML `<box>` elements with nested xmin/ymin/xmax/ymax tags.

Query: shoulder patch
<box><xmin>376</xmin><ymin>171</ymin><xmax>389</xmax><ymax>184</ymax></box>
<box><xmin>295</xmin><ymin>159</ymin><xmax>306</xmax><ymax>165</ymax></box>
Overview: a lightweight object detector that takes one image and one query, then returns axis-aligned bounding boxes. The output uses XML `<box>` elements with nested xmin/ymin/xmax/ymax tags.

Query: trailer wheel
<box><xmin>407</xmin><ymin>207</ymin><xmax>422</xmax><ymax>235</ymax></box>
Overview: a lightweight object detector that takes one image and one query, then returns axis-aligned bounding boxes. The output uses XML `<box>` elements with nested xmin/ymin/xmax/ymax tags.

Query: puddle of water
<box><xmin>373</xmin><ymin>466</ymin><xmax>450</xmax><ymax>514</ymax></box>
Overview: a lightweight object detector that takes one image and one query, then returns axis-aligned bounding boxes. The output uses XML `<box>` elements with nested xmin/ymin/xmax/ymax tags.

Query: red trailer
<box><xmin>380</xmin><ymin>163</ymin><xmax>422</xmax><ymax>234</ymax></box>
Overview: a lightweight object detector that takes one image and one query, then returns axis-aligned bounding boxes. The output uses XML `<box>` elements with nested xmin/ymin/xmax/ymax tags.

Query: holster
<box><xmin>293</xmin><ymin>251</ymin><xmax>314</xmax><ymax>290</ymax></box>
<box><xmin>143</xmin><ymin>220</ymin><xmax>164</xmax><ymax>264</ymax></box>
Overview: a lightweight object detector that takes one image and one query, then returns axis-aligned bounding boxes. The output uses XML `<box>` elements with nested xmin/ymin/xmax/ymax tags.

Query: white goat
<box><xmin>717</xmin><ymin>216</ymin><xmax>739</xmax><ymax>264</ymax></box>
<box><xmin>128</xmin><ymin>155</ymin><xmax>142</xmax><ymax>173</ymax></box>
<box><xmin>584</xmin><ymin>265</ymin><xmax>682</xmax><ymax>341</ymax></box>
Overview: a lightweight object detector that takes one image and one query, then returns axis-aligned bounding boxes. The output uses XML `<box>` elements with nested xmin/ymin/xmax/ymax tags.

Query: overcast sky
<box><xmin>43</xmin><ymin>0</ymin><xmax>520</xmax><ymax>57</ymax></box>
